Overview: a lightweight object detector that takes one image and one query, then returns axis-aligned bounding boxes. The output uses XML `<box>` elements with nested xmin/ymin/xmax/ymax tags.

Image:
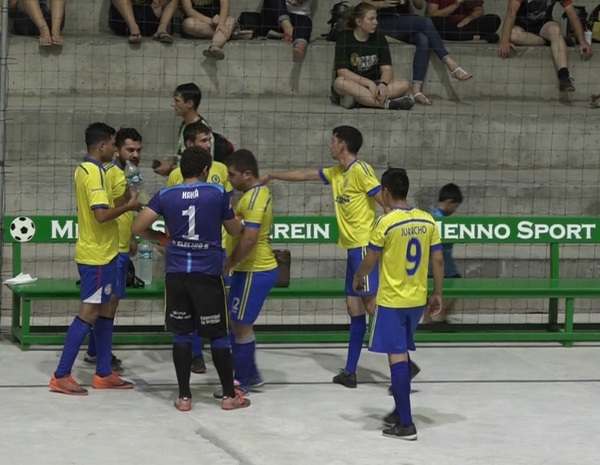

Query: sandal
<box><xmin>202</xmin><ymin>46</ymin><xmax>225</xmax><ymax>60</ymax></box>
<box><xmin>51</xmin><ymin>34</ymin><xmax>64</xmax><ymax>46</ymax></box>
<box><xmin>38</xmin><ymin>25</ymin><xmax>52</xmax><ymax>47</ymax></box>
<box><xmin>128</xmin><ymin>32</ymin><xmax>142</xmax><ymax>44</ymax></box>
<box><xmin>450</xmin><ymin>66</ymin><xmax>473</xmax><ymax>81</ymax></box>
<box><xmin>412</xmin><ymin>92</ymin><xmax>432</xmax><ymax>105</ymax></box>
<box><xmin>153</xmin><ymin>31</ymin><xmax>174</xmax><ymax>44</ymax></box>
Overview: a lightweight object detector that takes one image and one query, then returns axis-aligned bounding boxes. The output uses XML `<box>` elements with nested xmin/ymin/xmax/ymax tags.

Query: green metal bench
<box><xmin>4</xmin><ymin>215</ymin><xmax>600</xmax><ymax>349</ymax></box>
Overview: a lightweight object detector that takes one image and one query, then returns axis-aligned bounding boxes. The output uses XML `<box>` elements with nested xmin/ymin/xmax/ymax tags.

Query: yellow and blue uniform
<box><xmin>318</xmin><ymin>159</ymin><xmax>381</xmax><ymax>296</ymax></box>
<box><xmin>227</xmin><ymin>184</ymin><xmax>278</xmax><ymax>324</ymax></box>
<box><xmin>368</xmin><ymin>207</ymin><xmax>443</xmax><ymax>354</ymax></box>
<box><xmin>105</xmin><ymin>160</ymin><xmax>132</xmax><ymax>299</ymax></box>
<box><xmin>74</xmin><ymin>157</ymin><xmax>118</xmax><ymax>304</ymax></box>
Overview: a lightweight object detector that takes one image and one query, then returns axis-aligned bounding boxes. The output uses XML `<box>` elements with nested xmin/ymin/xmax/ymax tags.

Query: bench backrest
<box><xmin>3</xmin><ymin>215</ymin><xmax>600</xmax><ymax>277</ymax></box>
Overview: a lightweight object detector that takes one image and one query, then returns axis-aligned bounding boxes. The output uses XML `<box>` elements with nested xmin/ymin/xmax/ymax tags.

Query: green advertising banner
<box><xmin>3</xmin><ymin>215</ymin><xmax>600</xmax><ymax>245</ymax></box>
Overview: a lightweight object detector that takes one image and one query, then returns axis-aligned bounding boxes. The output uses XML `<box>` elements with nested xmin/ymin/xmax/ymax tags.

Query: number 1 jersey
<box><xmin>147</xmin><ymin>182</ymin><xmax>235</xmax><ymax>275</ymax></box>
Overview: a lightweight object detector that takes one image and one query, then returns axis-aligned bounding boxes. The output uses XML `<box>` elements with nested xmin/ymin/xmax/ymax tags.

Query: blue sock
<box><xmin>344</xmin><ymin>315</ymin><xmax>366</xmax><ymax>374</ymax></box>
<box><xmin>93</xmin><ymin>316</ymin><xmax>114</xmax><ymax>377</ymax></box>
<box><xmin>55</xmin><ymin>316</ymin><xmax>91</xmax><ymax>378</ymax></box>
<box><xmin>249</xmin><ymin>358</ymin><xmax>258</xmax><ymax>378</ymax></box>
<box><xmin>233</xmin><ymin>339</ymin><xmax>255</xmax><ymax>387</ymax></box>
<box><xmin>390</xmin><ymin>361</ymin><xmax>412</xmax><ymax>426</ymax></box>
<box><xmin>192</xmin><ymin>331</ymin><xmax>203</xmax><ymax>358</ymax></box>
<box><xmin>87</xmin><ymin>330</ymin><xmax>97</xmax><ymax>357</ymax></box>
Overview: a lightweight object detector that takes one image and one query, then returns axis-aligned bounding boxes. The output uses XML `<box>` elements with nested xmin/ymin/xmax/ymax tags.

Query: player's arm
<box><xmin>224</xmin><ymin>226</ymin><xmax>259</xmax><ymax>274</ymax></box>
<box><xmin>563</xmin><ymin>3</ymin><xmax>593</xmax><ymax>58</ymax></box>
<box><xmin>499</xmin><ymin>0</ymin><xmax>519</xmax><ymax>58</ymax></box>
<box><xmin>353</xmin><ymin>248</ymin><xmax>380</xmax><ymax>292</ymax></box>
<box><xmin>131</xmin><ymin>206</ymin><xmax>166</xmax><ymax>242</ymax></box>
<box><xmin>428</xmin><ymin>249</ymin><xmax>444</xmax><ymax>316</ymax></box>
<box><xmin>261</xmin><ymin>170</ymin><xmax>321</xmax><ymax>184</ymax></box>
<box><xmin>223</xmin><ymin>216</ymin><xmax>243</xmax><ymax>237</ymax></box>
<box><xmin>372</xmin><ymin>190</ymin><xmax>390</xmax><ymax>214</ymax></box>
<box><xmin>93</xmin><ymin>194</ymin><xmax>140</xmax><ymax>223</ymax></box>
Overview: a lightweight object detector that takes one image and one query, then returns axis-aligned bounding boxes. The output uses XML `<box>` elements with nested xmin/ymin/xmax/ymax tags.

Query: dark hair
<box><xmin>85</xmin><ymin>122</ymin><xmax>116</xmax><ymax>150</ymax></box>
<box><xmin>343</xmin><ymin>2</ymin><xmax>376</xmax><ymax>29</ymax></box>
<box><xmin>381</xmin><ymin>168</ymin><xmax>409</xmax><ymax>200</ymax></box>
<box><xmin>115</xmin><ymin>127</ymin><xmax>142</xmax><ymax>148</ymax></box>
<box><xmin>438</xmin><ymin>183</ymin><xmax>463</xmax><ymax>203</ymax></box>
<box><xmin>180</xmin><ymin>147</ymin><xmax>212</xmax><ymax>179</ymax></box>
<box><xmin>174</xmin><ymin>83</ymin><xmax>202</xmax><ymax>109</ymax></box>
<box><xmin>332</xmin><ymin>125</ymin><xmax>363</xmax><ymax>154</ymax></box>
<box><xmin>225</xmin><ymin>149</ymin><xmax>259</xmax><ymax>178</ymax></box>
<box><xmin>183</xmin><ymin>121</ymin><xmax>212</xmax><ymax>144</ymax></box>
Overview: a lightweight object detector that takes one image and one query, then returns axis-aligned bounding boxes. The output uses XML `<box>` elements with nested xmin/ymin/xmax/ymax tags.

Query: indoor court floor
<box><xmin>0</xmin><ymin>331</ymin><xmax>598</xmax><ymax>465</ymax></box>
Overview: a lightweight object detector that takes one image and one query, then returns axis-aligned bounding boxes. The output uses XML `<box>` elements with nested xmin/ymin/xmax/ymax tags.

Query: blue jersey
<box><xmin>431</xmin><ymin>207</ymin><xmax>458</xmax><ymax>277</ymax></box>
<box><xmin>147</xmin><ymin>182</ymin><xmax>235</xmax><ymax>275</ymax></box>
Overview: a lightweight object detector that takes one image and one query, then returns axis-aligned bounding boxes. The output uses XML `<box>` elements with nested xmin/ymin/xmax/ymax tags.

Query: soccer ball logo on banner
<box><xmin>10</xmin><ymin>216</ymin><xmax>36</xmax><ymax>242</ymax></box>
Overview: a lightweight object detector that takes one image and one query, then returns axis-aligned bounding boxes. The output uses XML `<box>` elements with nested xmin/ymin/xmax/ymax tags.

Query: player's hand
<box><xmin>456</xmin><ymin>17</ymin><xmax>471</xmax><ymax>28</ymax></box>
<box><xmin>352</xmin><ymin>274</ymin><xmax>365</xmax><ymax>293</ymax></box>
<box><xmin>126</xmin><ymin>192</ymin><xmax>142</xmax><ymax>212</ymax></box>
<box><xmin>499</xmin><ymin>41</ymin><xmax>516</xmax><ymax>58</ymax></box>
<box><xmin>367</xmin><ymin>81</ymin><xmax>379</xmax><ymax>100</ymax></box>
<box><xmin>153</xmin><ymin>157</ymin><xmax>176</xmax><ymax>177</ymax></box>
<box><xmin>579</xmin><ymin>43</ymin><xmax>593</xmax><ymax>61</ymax></box>
<box><xmin>428</xmin><ymin>294</ymin><xmax>443</xmax><ymax>316</ymax></box>
<box><xmin>158</xmin><ymin>233</ymin><xmax>170</xmax><ymax>247</ymax></box>
<box><xmin>376</xmin><ymin>83</ymin><xmax>389</xmax><ymax>105</ymax></box>
<box><xmin>259</xmin><ymin>173</ymin><xmax>272</xmax><ymax>184</ymax></box>
<box><xmin>223</xmin><ymin>260</ymin><xmax>232</xmax><ymax>277</ymax></box>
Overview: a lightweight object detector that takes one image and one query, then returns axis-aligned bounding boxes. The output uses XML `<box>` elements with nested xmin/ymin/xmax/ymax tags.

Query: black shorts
<box><xmin>109</xmin><ymin>4</ymin><xmax>162</xmax><ymax>36</ymax></box>
<box><xmin>165</xmin><ymin>273</ymin><xmax>228</xmax><ymax>338</ymax></box>
<box><xmin>515</xmin><ymin>17</ymin><xmax>553</xmax><ymax>35</ymax></box>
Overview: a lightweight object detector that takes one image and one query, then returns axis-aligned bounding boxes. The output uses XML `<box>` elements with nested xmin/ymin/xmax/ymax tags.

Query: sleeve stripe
<box><xmin>430</xmin><ymin>244</ymin><xmax>443</xmax><ymax>252</ymax></box>
<box><xmin>248</xmin><ymin>186</ymin><xmax>261</xmax><ymax>210</ymax></box>
<box><xmin>367</xmin><ymin>185</ymin><xmax>382</xmax><ymax>197</ymax></box>
<box><xmin>318</xmin><ymin>169</ymin><xmax>329</xmax><ymax>185</ymax></box>
<box><xmin>245</xmin><ymin>222</ymin><xmax>261</xmax><ymax>229</ymax></box>
<box><xmin>91</xmin><ymin>204</ymin><xmax>109</xmax><ymax>210</ymax></box>
<box><xmin>368</xmin><ymin>243</ymin><xmax>383</xmax><ymax>252</ymax></box>
<box><xmin>357</xmin><ymin>161</ymin><xmax>372</xmax><ymax>177</ymax></box>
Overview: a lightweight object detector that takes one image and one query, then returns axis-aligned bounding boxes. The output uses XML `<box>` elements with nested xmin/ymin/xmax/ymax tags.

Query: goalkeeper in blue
<box><xmin>353</xmin><ymin>168</ymin><xmax>444</xmax><ymax>441</ymax></box>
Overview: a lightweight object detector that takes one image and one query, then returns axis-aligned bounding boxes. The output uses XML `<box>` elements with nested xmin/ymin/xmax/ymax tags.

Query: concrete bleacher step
<box><xmin>7</xmin><ymin>36</ymin><xmax>600</xmax><ymax>101</ymax></box>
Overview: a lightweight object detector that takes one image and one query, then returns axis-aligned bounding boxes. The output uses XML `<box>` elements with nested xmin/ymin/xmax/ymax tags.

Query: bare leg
<box><xmin>410</xmin><ymin>82</ymin><xmax>432</xmax><ymax>105</ymax></box>
<box><xmin>155</xmin><ymin>0</ymin><xmax>178</xmax><ymax>38</ymax></box>
<box><xmin>49</xmin><ymin>0</ymin><xmax>66</xmax><ymax>45</ymax></box>
<box><xmin>18</xmin><ymin>0</ymin><xmax>52</xmax><ymax>44</ymax></box>
<box><xmin>509</xmin><ymin>25</ymin><xmax>546</xmax><ymax>46</ymax></box>
<box><xmin>112</xmin><ymin>0</ymin><xmax>141</xmax><ymax>37</ymax></box>
<box><xmin>539</xmin><ymin>21</ymin><xmax>567</xmax><ymax>70</ymax></box>
<box><xmin>181</xmin><ymin>17</ymin><xmax>215</xmax><ymax>38</ymax></box>
<box><xmin>210</xmin><ymin>16</ymin><xmax>236</xmax><ymax>51</ymax></box>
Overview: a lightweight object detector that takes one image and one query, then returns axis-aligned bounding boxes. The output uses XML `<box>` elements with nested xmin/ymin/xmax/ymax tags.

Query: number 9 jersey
<box><xmin>368</xmin><ymin>207</ymin><xmax>442</xmax><ymax>308</ymax></box>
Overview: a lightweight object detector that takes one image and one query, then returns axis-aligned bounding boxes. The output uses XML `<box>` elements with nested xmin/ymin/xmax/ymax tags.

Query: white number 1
<box><xmin>182</xmin><ymin>206</ymin><xmax>199</xmax><ymax>240</ymax></box>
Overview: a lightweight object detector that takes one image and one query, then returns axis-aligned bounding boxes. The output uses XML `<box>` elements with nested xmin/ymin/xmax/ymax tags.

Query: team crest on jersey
<box><xmin>343</xmin><ymin>178</ymin><xmax>349</xmax><ymax>188</ymax></box>
<box><xmin>104</xmin><ymin>284</ymin><xmax>112</xmax><ymax>295</ymax></box>
<box><xmin>212</xmin><ymin>175</ymin><xmax>220</xmax><ymax>183</ymax></box>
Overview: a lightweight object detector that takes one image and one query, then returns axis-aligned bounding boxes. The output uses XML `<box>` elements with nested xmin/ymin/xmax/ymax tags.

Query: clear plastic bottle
<box><xmin>137</xmin><ymin>240</ymin><xmax>154</xmax><ymax>286</ymax></box>
<box><xmin>124</xmin><ymin>160</ymin><xmax>150</xmax><ymax>205</ymax></box>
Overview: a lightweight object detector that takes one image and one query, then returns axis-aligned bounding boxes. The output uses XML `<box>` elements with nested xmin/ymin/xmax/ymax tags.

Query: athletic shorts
<box><xmin>10</xmin><ymin>2</ymin><xmax>65</xmax><ymax>36</ymax></box>
<box><xmin>515</xmin><ymin>17</ymin><xmax>553</xmax><ymax>35</ymax></box>
<box><xmin>108</xmin><ymin>4</ymin><xmax>163</xmax><ymax>36</ymax></box>
<box><xmin>77</xmin><ymin>257</ymin><xmax>117</xmax><ymax>304</ymax></box>
<box><xmin>345</xmin><ymin>246</ymin><xmax>379</xmax><ymax>297</ymax></box>
<box><xmin>228</xmin><ymin>268</ymin><xmax>279</xmax><ymax>325</ymax></box>
<box><xmin>114</xmin><ymin>252</ymin><xmax>130</xmax><ymax>299</ymax></box>
<box><xmin>165</xmin><ymin>273</ymin><xmax>228</xmax><ymax>338</ymax></box>
<box><xmin>368</xmin><ymin>305</ymin><xmax>425</xmax><ymax>354</ymax></box>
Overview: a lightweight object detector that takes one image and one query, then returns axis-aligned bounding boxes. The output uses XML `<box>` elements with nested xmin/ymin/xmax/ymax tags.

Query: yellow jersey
<box><xmin>74</xmin><ymin>157</ymin><xmax>119</xmax><ymax>265</ymax></box>
<box><xmin>369</xmin><ymin>207</ymin><xmax>442</xmax><ymax>308</ymax></box>
<box><xmin>227</xmin><ymin>184</ymin><xmax>277</xmax><ymax>272</ymax></box>
<box><xmin>104</xmin><ymin>161</ymin><xmax>132</xmax><ymax>254</ymax></box>
<box><xmin>319</xmin><ymin>159</ymin><xmax>381</xmax><ymax>250</ymax></box>
<box><xmin>167</xmin><ymin>161</ymin><xmax>232</xmax><ymax>193</ymax></box>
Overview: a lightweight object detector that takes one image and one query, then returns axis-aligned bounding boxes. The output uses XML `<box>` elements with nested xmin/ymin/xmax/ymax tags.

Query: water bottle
<box><xmin>124</xmin><ymin>160</ymin><xmax>150</xmax><ymax>205</ymax></box>
<box><xmin>137</xmin><ymin>241</ymin><xmax>154</xmax><ymax>286</ymax></box>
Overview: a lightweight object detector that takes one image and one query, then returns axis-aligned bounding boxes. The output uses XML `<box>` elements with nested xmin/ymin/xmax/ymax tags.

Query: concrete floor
<box><xmin>0</xmin><ymin>331</ymin><xmax>598</xmax><ymax>465</ymax></box>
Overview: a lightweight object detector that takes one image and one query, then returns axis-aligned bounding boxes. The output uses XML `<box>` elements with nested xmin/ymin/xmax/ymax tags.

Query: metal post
<box><xmin>0</xmin><ymin>1</ymin><xmax>10</xmax><ymax>328</ymax></box>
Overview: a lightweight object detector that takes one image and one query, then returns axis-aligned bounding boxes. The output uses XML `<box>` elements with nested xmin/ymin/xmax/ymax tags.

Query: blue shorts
<box><xmin>77</xmin><ymin>257</ymin><xmax>118</xmax><ymax>304</ymax></box>
<box><xmin>114</xmin><ymin>252</ymin><xmax>130</xmax><ymax>299</ymax></box>
<box><xmin>368</xmin><ymin>305</ymin><xmax>425</xmax><ymax>354</ymax></box>
<box><xmin>228</xmin><ymin>268</ymin><xmax>278</xmax><ymax>324</ymax></box>
<box><xmin>345</xmin><ymin>247</ymin><xmax>379</xmax><ymax>297</ymax></box>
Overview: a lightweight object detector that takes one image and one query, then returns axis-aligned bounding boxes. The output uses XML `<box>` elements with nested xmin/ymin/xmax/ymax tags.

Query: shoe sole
<box><xmin>332</xmin><ymin>380</ymin><xmax>357</xmax><ymax>389</ymax></box>
<box><xmin>221</xmin><ymin>399</ymin><xmax>251</xmax><ymax>410</ymax></box>
<box><xmin>49</xmin><ymin>386</ymin><xmax>89</xmax><ymax>396</ymax></box>
<box><xmin>174</xmin><ymin>400</ymin><xmax>192</xmax><ymax>412</ymax></box>
<box><xmin>382</xmin><ymin>431</ymin><xmax>418</xmax><ymax>441</ymax></box>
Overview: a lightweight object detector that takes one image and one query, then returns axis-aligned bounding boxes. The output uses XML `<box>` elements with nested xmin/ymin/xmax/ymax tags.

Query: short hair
<box><xmin>180</xmin><ymin>147</ymin><xmax>212</xmax><ymax>179</ymax></box>
<box><xmin>183</xmin><ymin>121</ymin><xmax>211</xmax><ymax>144</ymax></box>
<box><xmin>438</xmin><ymin>183</ymin><xmax>463</xmax><ymax>203</ymax></box>
<box><xmin>115</xmin><ymin>127</ymin><xmax>142</xmax><ymax>149</ymax></box>
<box><xmin>85</xmin><ymin>122</ymin><xmax>116</xmax><ymax>150</ymax></box>
<box><xmin>381</xmin><ymin>168</ymin><xmax>409</xmax><ymax>200</ymax></box>
<box><xmin>225</xmin><ymin>149</ymin><xmax>259</xmax><ymax>178</ymax></box>
<box><xmin>174</xmin><ymin>83</ymin><xmax>202</xmax><ymax>110</ymax></box>
<box><xmin>332</xmin><ymin>125</ymin><xmax>363</xmax><ymax>154</ymax></box>
<box><xmin>343</xmin><ymin>2</ymin><xmax>376</xmax><ymax>30</ymax></box>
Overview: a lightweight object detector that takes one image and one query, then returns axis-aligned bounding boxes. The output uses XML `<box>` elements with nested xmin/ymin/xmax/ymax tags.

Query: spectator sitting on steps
<box><xmin>427</xmin><ymin>0</ymin><xmax>501</xmax><ymax>43</ymax></box>
<box><xmin>9</xmin><ymin>0</ymin><xmax>66</xmax><ymax>46</ymax></box>
<box><xmin>109</xmin><ymin>0</ymin><xmax>178</xmax><ymax>44</ymax></box>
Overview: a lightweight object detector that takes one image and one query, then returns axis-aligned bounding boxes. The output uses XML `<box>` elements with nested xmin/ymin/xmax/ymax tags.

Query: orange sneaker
<box><xmin>49</xmin><ymin>374</ymin><xmax>88</xmax><ymax>396</ymax></box>
<box><xmin>174</xmin><ymin>397</ymin><xmax>192</xmax><ymax>412</ymax></box>
<box><xmin>92</xmin><ymin>372</ymin><xmax>134</xmax><ymax>390</ymax></box>
<box><xmin>221</xmin><ymin>389</ymin><xmax>251</xmax><ymax>410</ymax></box>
